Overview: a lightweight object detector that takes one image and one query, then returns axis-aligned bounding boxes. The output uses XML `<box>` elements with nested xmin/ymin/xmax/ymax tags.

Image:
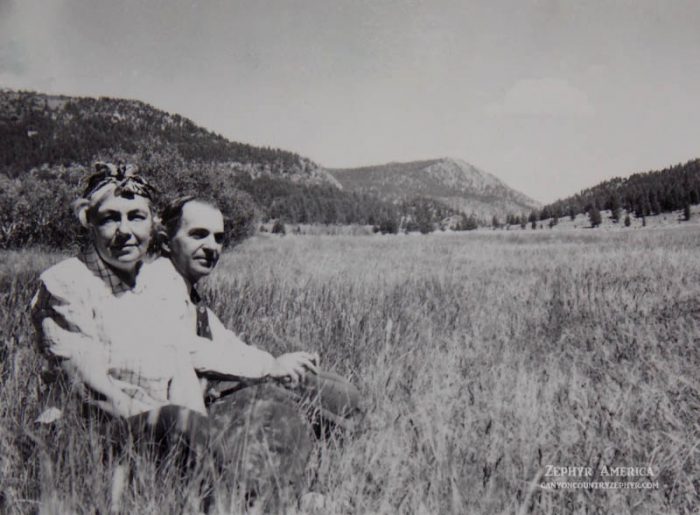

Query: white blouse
<box><xmin>32</xmin><ymin>256</ymin><xmax>276</xmax><ymax>419</ymax></box>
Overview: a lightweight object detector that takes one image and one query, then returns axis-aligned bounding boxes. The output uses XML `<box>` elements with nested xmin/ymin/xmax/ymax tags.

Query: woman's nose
<box><xmin>115</xmin><ymin>221</ymin><xmax>133</xmax><ymax>237</ymax></box>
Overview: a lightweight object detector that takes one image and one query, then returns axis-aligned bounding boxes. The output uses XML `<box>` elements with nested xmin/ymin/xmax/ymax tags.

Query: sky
<box><xmin>1</xmin><ymin>0</ymin><xmax>699</xmax><ymax>203</ymax></box>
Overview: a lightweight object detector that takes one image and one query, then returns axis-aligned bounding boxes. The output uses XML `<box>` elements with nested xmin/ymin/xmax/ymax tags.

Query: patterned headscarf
<box><xmin>73</xmin><ymin>162</ymin><xmax>157</xmax><ymax>228</ymax></box>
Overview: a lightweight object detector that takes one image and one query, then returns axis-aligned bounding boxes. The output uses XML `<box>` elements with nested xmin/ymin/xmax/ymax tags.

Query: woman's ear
<box><xmin>72</xmin><ymin>198</ymin><xmax>91</xmax><ymax>228</ymax></box>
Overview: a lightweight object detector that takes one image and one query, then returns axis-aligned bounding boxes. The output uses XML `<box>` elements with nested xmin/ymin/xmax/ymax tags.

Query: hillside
<box><xmin>327</xmin><ymin>158</ymin><xmax>540</xmax><ymax>219</ymax></box>
<box><xmin>539</xmin><ymin>158</ymin><xmax>700</xmax><ymax>220</ymax></box>
<box><xmin>0</xmin><ymin>89</ymin><xmax>340</xmax><ymax>187</ymax></box>
<box><xmin>0</xmin><ymin>90</ymin><xmax>456</xmax><ymax>248</ymax></box>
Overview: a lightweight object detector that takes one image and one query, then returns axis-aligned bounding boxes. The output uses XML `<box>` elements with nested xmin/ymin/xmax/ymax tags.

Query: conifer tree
<box><xmin>529</xmin><ymin>210</ymin><xmax>538</xmax><ymax>229</ymax></box>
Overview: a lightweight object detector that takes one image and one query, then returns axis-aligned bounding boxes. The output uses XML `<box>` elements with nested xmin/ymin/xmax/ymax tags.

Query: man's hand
<box><xmin>268</xmin><ymin>352</ymin><xmax>319</xmax><ymax>386</ymax></box>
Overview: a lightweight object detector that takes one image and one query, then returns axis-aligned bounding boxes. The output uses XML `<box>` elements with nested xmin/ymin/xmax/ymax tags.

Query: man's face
<box><xmin>90</xmin><ymin>193</ymin><xmax>153</xmax><ymax>272</ymax></box>
<box><xmin>169</xmin><ymin>201</ymin><xmax>225</xmax><ymax>285</ymax></box>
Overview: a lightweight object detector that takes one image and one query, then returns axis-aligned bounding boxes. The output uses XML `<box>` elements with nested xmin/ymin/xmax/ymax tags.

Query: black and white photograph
<box><xmin>0</xmin><ymin>0</ymin><xmax>698</xmax><ymax>513</ymax></box>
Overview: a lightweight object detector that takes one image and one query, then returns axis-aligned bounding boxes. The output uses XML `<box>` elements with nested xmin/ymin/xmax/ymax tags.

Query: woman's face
<box><xmin>89</xmin><ymin>192</ymin><xmax>153</xmax><ymax>272</ymax></box>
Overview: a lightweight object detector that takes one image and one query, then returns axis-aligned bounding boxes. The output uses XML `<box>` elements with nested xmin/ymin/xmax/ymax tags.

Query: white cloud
<box><xmin>485</xmin><ymin>77</ymin><xmax>595</xmax><ymax>117</ymax></box>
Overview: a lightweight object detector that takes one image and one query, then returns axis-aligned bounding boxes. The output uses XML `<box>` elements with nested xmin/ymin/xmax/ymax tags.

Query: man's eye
<box><xmin>189</xmin><ymin>230</ymin><xmax>208</xmax><ymax>239</ymax></box>
<box><xmin>214</xmin><ymin>234</ymin><xmax>224</xmax><ymax>244</ymax></box>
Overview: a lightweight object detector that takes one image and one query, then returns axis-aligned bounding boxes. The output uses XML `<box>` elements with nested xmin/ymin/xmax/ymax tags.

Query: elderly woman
<box><xmin>31</xmin><ymin>163</ymin><xmax>315</xmax><ymax>505</ymax></box>
<box><xmin>31</xmin><ymin>163</ymin><xmax>214</xmax><ymax>456</ymax></box>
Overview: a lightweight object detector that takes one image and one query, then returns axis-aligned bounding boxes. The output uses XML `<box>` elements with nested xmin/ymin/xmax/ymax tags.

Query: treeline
<box><xmin>496</xmin><ymin>212</ymin><xmax>563</xmax><ymax>229</ymax></box>
<box><xmin>533</xmin><ymin>159</ymin><xmax>700</xmax><ymax>222</ymax></box>
<box><xmin>0</xmin><ymin>90</ymin><xmax>313</xmax><ymax>178</ymax></box>
<box><xmin>0</xmin><ymin>154</ymin><xmax>457</xmax><ymax>249</ymax></box>
<box><xmin>231</xmin><ymin>174</ymin><xmax>398</xmax><ymax>226</ymax></box>
<box><xmin>0</xmin><ymin>161</ymin><xmax>260</xmax><ymax>250</ymax></box>
<box><xmin>371</xmin><ymin>197</ymin><xmax>463</xmax><ymax>234</ymax></box>
<box><xmin>0</xmin><ymin>89</ymin><xmax>470</xmax><ymax>250</ymax></box>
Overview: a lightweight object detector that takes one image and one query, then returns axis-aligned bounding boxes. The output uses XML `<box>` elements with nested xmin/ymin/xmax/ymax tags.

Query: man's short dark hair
<box><xmin>160</xmin><ymin>196</ymin><xmax>220</xmax><ymax>238</ymax></box>
<box><xmin>157</xmin><ymin>196</ymin><xmax>221</xmax><ymax>257</ymax></box>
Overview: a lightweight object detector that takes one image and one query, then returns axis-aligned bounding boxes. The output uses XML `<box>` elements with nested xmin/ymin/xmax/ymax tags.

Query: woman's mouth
<box><xmin>111</xmin><ymin>244</ymin><xmax>138</xmax><ymax>255</ymax></box>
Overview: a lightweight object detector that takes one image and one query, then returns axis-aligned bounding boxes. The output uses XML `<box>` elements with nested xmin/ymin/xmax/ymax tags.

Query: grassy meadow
<box><xmin>1</xmin><ymin>227</ymin><xmax>699</xmax><ymax>513</ymax></box>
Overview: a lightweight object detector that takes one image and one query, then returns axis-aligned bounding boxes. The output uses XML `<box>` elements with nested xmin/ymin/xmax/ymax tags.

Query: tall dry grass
<box><xmin>1</xmin><ymin>228</ymin><xmax>699</xmax><ymax>513</ymax></box>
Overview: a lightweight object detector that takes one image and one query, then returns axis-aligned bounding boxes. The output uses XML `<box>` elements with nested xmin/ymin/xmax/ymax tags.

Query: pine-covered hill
<box><xmin>538</xmin><ymin>159</ymin><xmax>700</xmax><ymax>220</ymax></box>
<box><xmin>0</xmin><ymin>89</ymin><xmax>458</xmax><ymax>248</ymax></box>
<box><xmin>0</xmin><ymin>89</ymin><xmax>331</xmax><ymax>182</ymax></box>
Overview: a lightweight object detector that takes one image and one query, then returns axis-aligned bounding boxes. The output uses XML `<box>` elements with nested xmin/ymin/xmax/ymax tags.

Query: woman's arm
<box><xmin>31</xmin><ymin>277</ymin><xmax>154</xmax><ymax>418</ymax></box>
<box><xmin>41</xmin><ymin>318</ymin><xmax>153</xmax><ymax>418</ymax></box>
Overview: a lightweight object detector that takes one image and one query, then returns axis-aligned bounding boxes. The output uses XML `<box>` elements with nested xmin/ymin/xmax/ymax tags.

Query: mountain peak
<box><xmin>326</xmin><ymin>158</ymin><xmax>540</xmax><ymax>219</ymax></box>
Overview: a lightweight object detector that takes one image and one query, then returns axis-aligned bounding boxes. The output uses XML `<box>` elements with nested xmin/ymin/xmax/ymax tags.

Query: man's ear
<box><xmin>154</xmin><ymin>226</ymin><xmax>172</xmax><ymax>256</ymax></box>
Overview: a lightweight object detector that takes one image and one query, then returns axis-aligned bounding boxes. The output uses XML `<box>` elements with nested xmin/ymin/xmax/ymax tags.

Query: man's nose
<box><xmin>202</xmin><ymin>234</ymin><xmax>221</xmax><ymax>251</ymax></box>
<box><xmin>202</xmin><ymin>238</ymin><xmax>221</xmax><ymax>257</ymax></box>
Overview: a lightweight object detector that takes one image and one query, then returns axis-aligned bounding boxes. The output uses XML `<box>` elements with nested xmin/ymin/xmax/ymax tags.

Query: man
<box><xmin>158</xmin><ymin>196</ymin><xmax>361</xmax><ymax>507</ymax></box>
<box><xmin>159</xmin><ymin>196</ymin><xmax>361</xmax><ymax>431</ymax></box>
<box><xmin>160</xmin><ymin>197</ymin><xmax>318</xmax><ymax>387</ymax></box>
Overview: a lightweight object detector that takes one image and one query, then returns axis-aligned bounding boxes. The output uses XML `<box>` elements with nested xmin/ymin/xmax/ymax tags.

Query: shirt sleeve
<box><xmin>188</xmin><ymin>308</ymin><xmax>276</xmax><ymax>380</ymax></box>
<box><xmin>30</xmin><ymin>281</ymin><xmax>62</xmax><ymax>356</ymax></box>
<box><xmin>30</xmin><ymin>277</ymin><xmax>95</xmax><ymax>360</ymax></box>
<box><xmin>29</xmin><ymin>265</ymin><xmax>156</xmax><ymax>418</ymax></box>
<box><xmin>140</xmin><ymin>258</ymin><xmax>277</xmax><ymax>381</ymax></box>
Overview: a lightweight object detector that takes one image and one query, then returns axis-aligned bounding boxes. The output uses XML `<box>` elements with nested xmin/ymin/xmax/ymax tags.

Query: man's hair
<box><xmin>159</xmin><ymin>195</ymin><xmax>220</xmax><ymax>238</ymax></box>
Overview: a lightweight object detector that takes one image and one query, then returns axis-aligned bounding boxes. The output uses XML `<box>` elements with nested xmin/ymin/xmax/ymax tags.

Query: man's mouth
<box><xmin>195</xmin><ymin>257</ymin><xmax>214</xmax><ymax>267</ymax></box>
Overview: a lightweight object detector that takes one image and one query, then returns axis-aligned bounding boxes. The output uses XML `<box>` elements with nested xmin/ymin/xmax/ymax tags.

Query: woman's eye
<box><xmin>128</xmin><ymin>211</ymin><xmax>149</xmax><ymax>221</ymax></box>
<box><xmin>98</xmin><ymin>215</ymin><xmax>119</xmax><ymax>225</ymax></box>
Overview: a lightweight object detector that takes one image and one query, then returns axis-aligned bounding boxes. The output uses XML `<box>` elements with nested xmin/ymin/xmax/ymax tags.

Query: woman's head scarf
<box><xmin>73</xmin><ymin>162</ymin><xmax>157</xmax><ymax>228</ymax></box>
